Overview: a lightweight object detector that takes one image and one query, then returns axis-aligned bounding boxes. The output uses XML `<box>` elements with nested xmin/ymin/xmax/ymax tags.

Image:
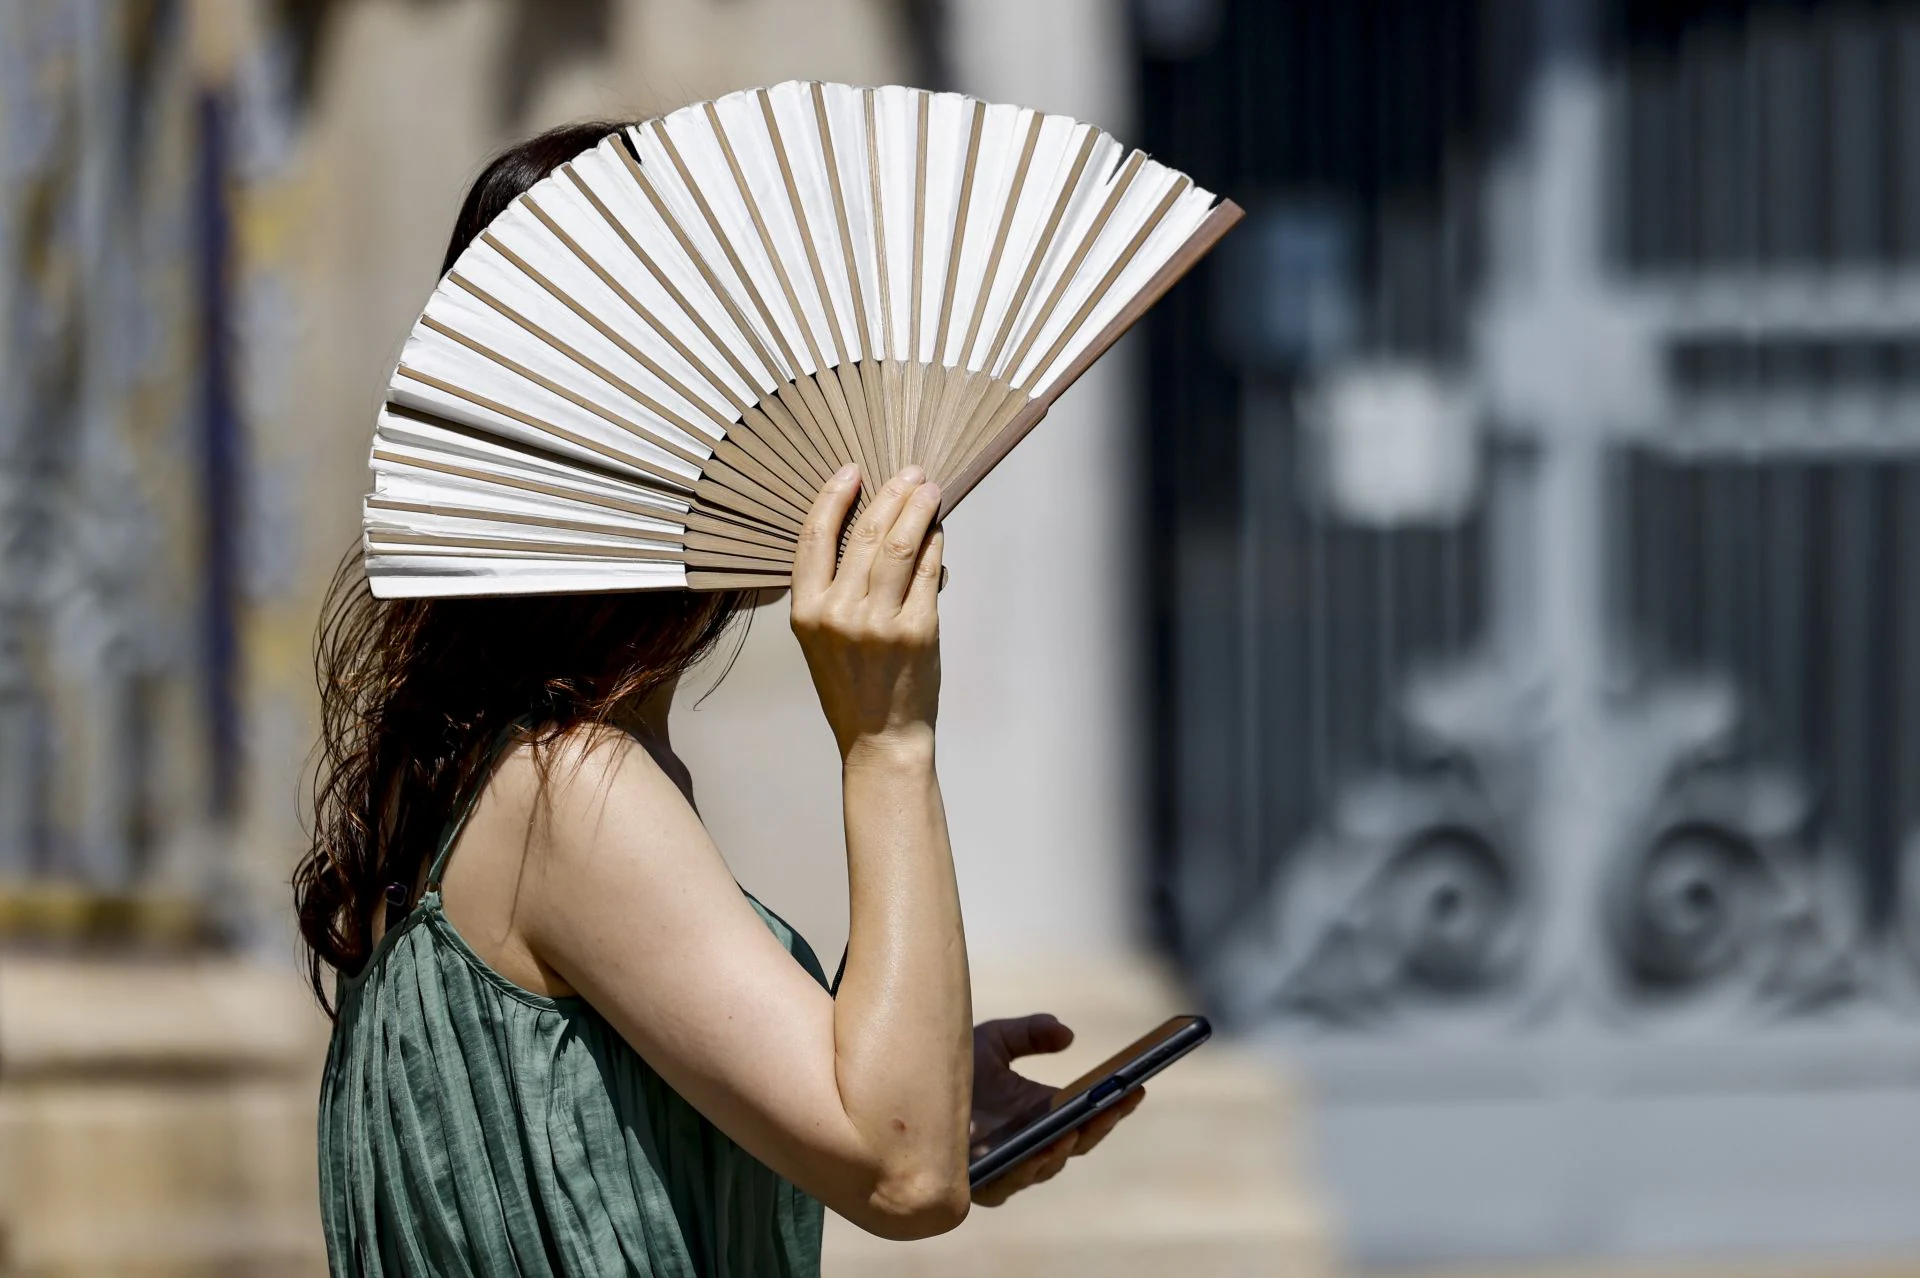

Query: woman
<box><xmin>296</xmin><ymin>122</ymin><xmax>1142</xmax><ymax>1276</ymax></box>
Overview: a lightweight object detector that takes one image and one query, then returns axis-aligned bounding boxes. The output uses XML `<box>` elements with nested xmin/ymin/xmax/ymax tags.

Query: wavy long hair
<box><xmin>293</xmin><ymin>121</ymin><xmax>757</xmax><ymax>1015</ymax></box>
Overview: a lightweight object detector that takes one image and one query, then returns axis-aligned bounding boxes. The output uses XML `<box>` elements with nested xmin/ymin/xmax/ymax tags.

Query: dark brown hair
<box><xmin>293</xmin><ymin>121</ymin><xmax>756</xmax><ymax>1014</ymax></box>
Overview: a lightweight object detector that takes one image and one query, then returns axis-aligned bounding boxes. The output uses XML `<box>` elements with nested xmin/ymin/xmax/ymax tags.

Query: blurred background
<box><xmin>4</xmin><ymin>0</ymin><xmax>1920</xmax><ymax>1274</ymax></box>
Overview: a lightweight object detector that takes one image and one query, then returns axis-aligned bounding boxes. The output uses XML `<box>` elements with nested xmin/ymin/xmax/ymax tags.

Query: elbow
<box><xmin>858</xmin><ymin>1169</ymin><xmax>972</xmax><ymax>1240</ymax></box>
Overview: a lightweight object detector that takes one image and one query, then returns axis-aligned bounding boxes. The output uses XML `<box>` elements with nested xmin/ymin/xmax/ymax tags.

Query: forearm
<box><xmin>830</xmin><ymin>735</ymin><xmax>973</xmax><ymax>1233</ymax></box>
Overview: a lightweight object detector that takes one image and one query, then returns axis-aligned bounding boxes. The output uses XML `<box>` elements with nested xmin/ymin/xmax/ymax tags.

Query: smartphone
<box><xmin>966</xmin><ymin>1014</ymin><xmax>1212</xmax><ymax>1191</ymax></box>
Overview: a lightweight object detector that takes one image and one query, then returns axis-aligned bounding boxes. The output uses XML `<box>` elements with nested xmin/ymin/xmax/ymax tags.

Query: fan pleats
<box><xmin>365</xmin><ymin>80</ymin><xmax>1239</xmax><ymax>598</ymax></box>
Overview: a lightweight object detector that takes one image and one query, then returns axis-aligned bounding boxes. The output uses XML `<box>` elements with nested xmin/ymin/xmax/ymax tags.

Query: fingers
<box><xmin>793</xmin><ymin>464</ymin><xmax>860</xmax><ymax>599</ymax></box>
<box><xmin>836</xmin><ymin>466</ymin><xmax>924</xmax><ymax>596</ymax></box>
<box><xmin>986</xmin><ymin>1013</ymin><xmax>1074</xmax><ymax>1062</ymax></box>
<box><xmin>905</xmin><ymin>528</ymin><xmax>945</xmax><ymax>625</ymax></box>
<box><xmin>972</xmin><ymin>1177</ymin><xmax>1019</xmax><ymax>1208</ymax></box>
<box><xmin>971</xmin><ymin>1089</ymin><xmax>1144</xmax><ymax>1208</ymax></box>
<box><xmin>973</xmin><ymin>1132</ymin><xmax>1079</xmax><ymax>1207</ymax></box>
<box><xmin>1026</xmin><ymin>1132</ymin><xmax>1079</xmax><ymax>1185</ymax></box>
<box><xmin>1073</xmin><ymin>1087</ymin><xmax>1145</xmax><ymax>1156</ymax></box>
<box><xmin>866</xmin><ymin>480</ymin><xmax>941</xmax><ymax>609</ymax></box>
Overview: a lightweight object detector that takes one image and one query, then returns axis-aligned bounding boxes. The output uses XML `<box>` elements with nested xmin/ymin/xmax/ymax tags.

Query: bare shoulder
<box><xmin>437</xmin><ymin>722</ymin><xmax>705</xmax><ymax>999</ymax></box>
<box><xmin>496</xmin><ymin>723</ymin><xmax>701</xmax><ymax>861</ymax></box>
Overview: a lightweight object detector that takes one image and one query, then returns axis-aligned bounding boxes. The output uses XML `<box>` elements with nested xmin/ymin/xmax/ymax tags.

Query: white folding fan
<box><xmin>364</xmin><ymin>81</ymin><xmax>1241</xmax><ymax>596</ymax></box>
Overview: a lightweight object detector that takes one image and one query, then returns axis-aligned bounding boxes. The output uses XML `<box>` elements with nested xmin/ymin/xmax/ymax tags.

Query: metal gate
<box><xmin>1140</xmin><ymin>0</ymin><xmax>1920</xmax><ymax>1264</ymax></box>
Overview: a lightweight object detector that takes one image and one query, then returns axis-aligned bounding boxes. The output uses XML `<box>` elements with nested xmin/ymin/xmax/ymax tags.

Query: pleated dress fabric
<box><xmin>318</xmin><ymin>735</ymin><xmax>830</xmax><ymax>1277</ymax></box>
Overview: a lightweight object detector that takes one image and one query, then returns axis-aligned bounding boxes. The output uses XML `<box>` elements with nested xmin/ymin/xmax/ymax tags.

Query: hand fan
<box><xmin>364</xmin><ymin>81</ymin><xmax>1241</xmax><ymax>597</ymax></box>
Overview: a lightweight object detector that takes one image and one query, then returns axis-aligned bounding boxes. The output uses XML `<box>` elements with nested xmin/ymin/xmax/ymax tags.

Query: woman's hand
<box><xmin>968</xmin><ymin>1015</ymin><xmax>1146</xmax><ymax>1208</ymax></box>
<box><xmin>791</xmin><ymin>464</ymin><xmax>945</xmax><ymax>766</ymax></box>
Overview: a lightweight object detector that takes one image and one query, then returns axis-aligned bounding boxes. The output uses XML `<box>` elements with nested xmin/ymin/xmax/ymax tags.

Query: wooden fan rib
<box><xmin>418</xmin><ymin>317</ymin><xmax>701</xmax><ymax>474</ymax></box>
<box><xmin>807</xmin><ymin>84</ymin><xmax>892</xmax><ymax>495</ymax></box>
<box><xmin>706</xmin><ymin>435</ymin><xmax>814</xmax><ymax>513</ymax></box>
<box><xmin>956</xmin><ymin>111</ymin><xmax>1042</xmax><ymax>370</ymax></box>
<box><xmin>483</xmin><ymin>209</ymin><xmax>740</xmax><ymax>438</ymax></box>
<box><xmin>374</xmin><ymin>441</ymin><xmax>660</xmax><ymax>514</ymax></box>
<box><xmin>997</xmin><ymin>149</ymin><xmax>1147</xmax><ymax>389</ymax></box>
<box><xmin>863</xmin><ymin>89</ymin><xmax>895</xmax><ymax>362</ymax></box>
<box><xmin>769</xmin><ymin>380</ymin><xmax>848</xmax><ymax>479</ymax></box>
<box><xmin>373</xmin><ymin>443</ymin><xmax>695</xmax><ymax>527</ymax></box>
<box><xmin>910</xmin><ymin>364</ymin><xmax>947</xmax><ymax>473</ymax></box>
<box><xmin>691</xmin><ymin>474</ymin><xmax>805</xmax><ymax>534</ymax></box>
<box><xmin>652</xmin><ymin>121</ymin><xmax>809</xmax><ymax>384</ymax></box>
<box><xmin>698</xmin><ymin>452</ymin><xmax>811</xmax><ymax>523</ymax></box>
<box><xmin>811</xmin><ymin>83</ymin><xmax>876</xmax><ymax>364</ymax></box>
<box><xmin>765</xmin><ymin>89</ymin><xmax>883</xmax><ymax>490</ymax></box>
<box><xmin>681</xmin><ymin>533</ymin><xmax>790</xmax><ymax>566</ymax></box>
<box><xmin>909</xmin><ymin>91</ymin><xmax>930</xmax><ymax>369</ymax></box>
<box><xmin>703</xmin><ymin>101</ymin><xmax>830</xmax><ymax>377</ymax></box>
<box><xmin>892</xmin><ymin>91</ymin><xmax>933</xmax><ymax>470</ymax></box>
<box><xmin>368</xmin><ymin>496</ymin><xmax>679</xmax><ymax>543</ymax></box>
<box><xmin>507</xmin><ymin>196</ymin><xmax>824</xmax><ymax>502</ymax></box>
<box><xmin>394</xmin><ymin>370</ymin><xmax>798</xmax><ymax>536</ymax></box>
<box><xmin>939</xmin><ymin>198</ymin><xmax>1246</xmax><ymax>519</ymax></box>
<box><xmin>430</xmin><ymin>286</ymin><xmax>712</xmax><ymax>462</ymax></box>
<box><xmin>833</xmin><ymin>364</ymin><xmax>877</xmax><ymax>490</ymax></box>
<box><xmin>745</xmin><ymin>399</ymin><xmax>836</xmax><ymax>489</ymax></box>
<box><xmin>854</xmin><ymin>361</ymin><xmax>887</xmax><ymax>496</ymax></box>
<box><xmin>938</xmin><ymin>171</ymin><xmax>1200</xmax><ymax>489</ymax></box>
<box><xmin>687</xmin><ymin>569</ymin><xmax>791</xmax><ymax>591</ymax></box>
<box><xmin>862</xmin><ymin>89</ymin><xmax>901</xmax><ymax>477</ymax></box>
<box><xmin>372</xmin><ymin>530</ymin><xmax>684</xmax><ymax>561</ymax></box>
<box><xmin>682</xmin><ymin>508</ymin><xmax>792</xmax><ymax>553</ymax></box>
<box><xmin>794</xmin><ymin>365</ymin><xmax>860</xmax><ymax>471</ymax></box>
<box><xmin>908</xmin><ymin>98</ymin><xmax>986</xmax><ymax>472</ymax></box>
<box><xmin>976</xmin><ymin>127</ymin><xmax>1102</xmax><ymax>381</ymax></box>
<box><xmin>927</xmin><ymin>100</ymin><xmax>987</xmax><ymax>370</ymax></box>
<box><xmin>1017</xmin><ymin>175</ymin><xmax>1191</xmax><ymax>396</ymax></box>
<box><xmin>899</xmin><ymin>363</ymin><xmax>927</xmax><ymax>473</ymax></box>
<box><xmin>559</xmin><ymin>163</ymin><xmax>771</xmax><ymax>407</ymax></box>
<box><xmin>760</xmin><ymin>90</ymin><xmax>853</xmax><ymax>365</ymax></box>
<box><xmin>660</xmin><ymin>108</ymin><xmax>852</xmax><ymax>473</ymax></box>
<box><xmin>380</xmin><ymin>401</ymin><xmax>650</xmax><ymax>484</ymax></box>
<box><xmin>878</xmin><ymin>360</ymin><xmax>905</xmax><ymax>483</ymax></box>
<box><xmin>685</xmin><ymin>547</ymin><xmax>796</xmax><ymax>572</ymax></box>
<box><xmin>615</xmin><ymin>132</ymin><xmax>793</xmax><ymax>387</ymax></box>
<box><xmin>927</xmin><ymin>379</ymin><xmax>1016</xmax><ymax>486</ymax></box>
<box><xmin>704</xmin><ymin>418</ymin><xmax>816</xmax><ymax>510</ymax></box>
<box><xmin>710</xmin><ymin>99</ymin><xmax>868</xmax><ymax>482</ymax></box>
<box><xmin>394</xmin><ymin>363</ymin><xmax>695</xmax><ymax>494</ymax></box>
<box><xmin>925</xmin><ymin>368</ymin><xmax>1016</xmax><ymax>484</ymax></box>
<box><xmin>418</xmin><ymin>314</ymin><xmax>806</xmax><ymax>523</ymax></box>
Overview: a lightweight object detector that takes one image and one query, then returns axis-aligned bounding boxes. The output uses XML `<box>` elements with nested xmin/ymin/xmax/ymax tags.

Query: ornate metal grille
<box><xmin>1141</xmin><ymin>0</ymin><xmax>1920</xmax><ymax>1264</ymax></box>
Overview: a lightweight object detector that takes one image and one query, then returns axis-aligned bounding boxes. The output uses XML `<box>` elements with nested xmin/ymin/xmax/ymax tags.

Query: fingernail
<box><xmin>836</xmin><ymin>463</ymin><xmax>858</xmax><ymax>482</ymax></box>
<box><xmin>900</xmin><ymin>465</ymin><xmax>925</xmax><ymax>484</ymax></box>
<box><xmin>919</xmin><ymin>481</ymin><xmax>941</xmax><ymax>503</ymax></box>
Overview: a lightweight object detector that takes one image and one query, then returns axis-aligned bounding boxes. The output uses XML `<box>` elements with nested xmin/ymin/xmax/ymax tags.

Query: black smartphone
<box><xmin>967</xmin><ymin>1014</ymin><xmax>1212</xmax><ymax>1191</ymax></box>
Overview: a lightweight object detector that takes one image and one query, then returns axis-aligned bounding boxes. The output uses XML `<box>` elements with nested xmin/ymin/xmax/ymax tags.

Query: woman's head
<box><xmin>294</xmin><ymin>121</ymin><xmax>757</xmax><ymax>1013</ymax></box>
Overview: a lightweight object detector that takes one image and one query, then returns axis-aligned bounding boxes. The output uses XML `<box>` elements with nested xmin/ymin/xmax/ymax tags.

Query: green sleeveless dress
<box><xmin>318</xmin><ymin>733</ymin><xmax>830</xmax><ymax>1277</ymax></box>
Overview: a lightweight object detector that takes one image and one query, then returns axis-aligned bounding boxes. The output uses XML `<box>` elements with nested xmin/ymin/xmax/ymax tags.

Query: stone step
<box><xmin>0</xmin><ymin>957</ymin><xmax>321</xmax><ymax>1077</ymax></box>
<box><xmin>824</xmin><ymin>1188</ymin><xmax>1333</xmax><ymax>1278</ymax></box>
<box><xmin>0</xmin><ymin>958</ymin><xmax>330</xmax><ymax>1278</ymax></box>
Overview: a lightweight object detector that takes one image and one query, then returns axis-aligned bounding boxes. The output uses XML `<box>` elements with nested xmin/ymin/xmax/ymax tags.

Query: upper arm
<box><xmin>513</xmin><ymin>731</ymin><xmax>878</xmax><ymax>1214</ymax></box>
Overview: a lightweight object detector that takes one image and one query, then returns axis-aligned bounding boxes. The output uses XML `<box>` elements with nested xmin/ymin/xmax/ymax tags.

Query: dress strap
<box><xmin>424</xmin><ymin>717</ymin><xmax>531</xmax><ymax>892</ymax></box>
